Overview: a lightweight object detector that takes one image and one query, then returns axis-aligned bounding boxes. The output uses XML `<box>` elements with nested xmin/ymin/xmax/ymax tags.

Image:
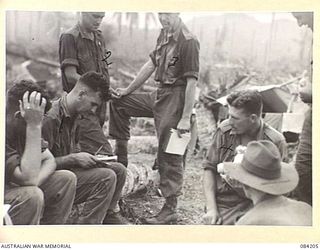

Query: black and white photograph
<box><xmin>4</xmin><ymin>10</ymin><xmax>313</xmax><ymax>227</ymax></box>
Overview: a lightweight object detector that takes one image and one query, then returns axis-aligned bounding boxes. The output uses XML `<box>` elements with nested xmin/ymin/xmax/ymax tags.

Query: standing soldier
<box><xmin>109</xmin><ymin>13</ymin><xmax>200</xmax><ymax>224</ymax></box>
<box><xmin>59</xmin><ymin>12</ymin><xmax>113</xmax><ymax>156</ymax></box>
<box><xmin>59</xmin><ymin>12</ymin><xmax>128</xmax><ymax>224</ymax></box>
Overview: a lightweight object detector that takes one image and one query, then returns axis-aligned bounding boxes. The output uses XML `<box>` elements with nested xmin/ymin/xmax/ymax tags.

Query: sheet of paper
<box><xmin>282</xmin><ymin>113</ymin><xmax>305</xmax><ymax>133</ymax></box>
<box><xmin>165</xmin><ymin>129</ymin><xmax>191</xmax><ymax>155</ymax></box>
<box><xmin>96</xmin><ymin>155</ymin><xmax>118</xmax><ymax>162</ymax></box>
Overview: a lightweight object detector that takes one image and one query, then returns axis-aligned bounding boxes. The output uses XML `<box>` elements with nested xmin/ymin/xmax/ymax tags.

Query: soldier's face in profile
<box><xmin>82</xmin><ymin>12</ymin><xmax>105</xmax><ymax>31</ymax></box>
<box><xmin>228</xmin><ymin>106</ymin><xmax>253</xmax><ymax>135</ymax></box>
<box><xmin>158</xmin><ymin>13</ymin><xmax>179</xmax><ymax>30</ymax></box>
<box><xmin>77</xmin><ymin>88</ymin><xmax>102</xmax><ymax>114</ymax></box>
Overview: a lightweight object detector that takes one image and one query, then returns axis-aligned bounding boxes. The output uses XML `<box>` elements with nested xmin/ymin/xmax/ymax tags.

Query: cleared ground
<box><xmin>122</xmin><ymin>153</ymin><xmax>205</xmax><ymax>225</ymax></box>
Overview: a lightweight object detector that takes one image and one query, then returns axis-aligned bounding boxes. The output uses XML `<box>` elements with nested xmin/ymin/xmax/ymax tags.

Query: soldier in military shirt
<box><xmin>202</xmin><ymin>90</ymin><xmax>287</xmax><ymax>225</ymax></box>
<box><xmin>59</xmin><ymin>12</ymin><xmax>113</xmax><ymax>156</ymax></box>
<box><xmin>109</xmin><ymin>13</ymin><xmax>200</xmax><ymax>224</ymax></box>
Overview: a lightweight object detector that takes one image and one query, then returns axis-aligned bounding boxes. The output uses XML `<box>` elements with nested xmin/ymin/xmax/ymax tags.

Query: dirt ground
<box><xmin>68</xmin><ymin>143</ymin><xmax>298</xmax><ymax>225</ymax></box>
<box><xmin>120</xmin><ymin>142</ymin><xmax>298</xmax><ymax>225</ymax></box>
<box><xmin>121</xmin><ymin>153</ymin><xmax>205</xmax><ymax>225</ymax></box>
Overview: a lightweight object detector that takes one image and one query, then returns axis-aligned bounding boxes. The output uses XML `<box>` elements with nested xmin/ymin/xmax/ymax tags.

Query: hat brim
<box><xmin>223</xmin><ymin>161</ymin><xmax>299</xmax><ymax>195</ymax></box>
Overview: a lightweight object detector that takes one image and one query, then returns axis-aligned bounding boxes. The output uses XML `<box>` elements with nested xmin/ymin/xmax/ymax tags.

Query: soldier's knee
<box><xmin>23</xmin><ymin>187</ymin><xmax>44</xmax><ymax>211</ymax></box>
<box><xmin>57</xmin><ymin>170</ymin><xmax>77</xmax><ymax>187</ymax></box>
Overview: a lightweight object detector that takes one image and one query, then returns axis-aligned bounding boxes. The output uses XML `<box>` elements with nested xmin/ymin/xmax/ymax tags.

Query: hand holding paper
<box><xmin>165</xmin><ymin>129</ymin><xmax>191</xmax><ymax>155</ymax></box>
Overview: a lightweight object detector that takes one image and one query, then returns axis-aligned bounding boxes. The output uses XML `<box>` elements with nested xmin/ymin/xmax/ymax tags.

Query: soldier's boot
<box><xmin>144</xmin><ymin>196</ymin><xmax>178</xmax><ymax>224</ymax></box>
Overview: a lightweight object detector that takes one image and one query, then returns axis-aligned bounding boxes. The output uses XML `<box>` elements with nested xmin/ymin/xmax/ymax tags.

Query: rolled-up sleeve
<box><xmin>149</xmin><ymin>32</ymin><xmax>163</xmax><ymax>67</ymax></box>
<box><xmin>149</xmin><ymin>49</ymin><xmax>157</xmax><ymax>67</ymax></box>
<box><xmin>181</xmin><ymin>39</ymin><xmax>200</xmax><ymax>80</ymax></box>
<box><xmin>59</xmin><ymin>34</ymin><xmax>79</xmax><ymax>70</ymax></box>
<box><xmin>202</xmin><ymin>129</ymin><xmax>222</xmax><ymax>173</ymax></box>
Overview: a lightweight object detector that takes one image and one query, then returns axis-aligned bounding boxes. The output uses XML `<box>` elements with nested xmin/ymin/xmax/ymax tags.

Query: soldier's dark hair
<box><xmin>7</xmin><ymin>79</ymin><xmax>51</xmax><ymax>113</ymax></box>
<box><xmin>226</xmin><ymin>90</ymin><xmax>263</xmax><ymax>116</ymax></box>
<box><xmin>78</xmin><ymin>71</ymin><xmax>110</xmax><ymax>100</ymax></box>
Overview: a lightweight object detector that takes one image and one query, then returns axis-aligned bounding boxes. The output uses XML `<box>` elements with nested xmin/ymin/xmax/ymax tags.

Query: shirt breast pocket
<box><xmin>78</xmin><ymin>51</ymin><xmax>91</xmax><ymax>63</ymax></box>
<box><xmin>77</xmin><ymin>42</ymin><xmax>92</xmax><ymax>64</ymax></box>
<box><xmin>165</xmin><ymin>53</ymin><xmax>180</xmax><ymax>84</ymax></box>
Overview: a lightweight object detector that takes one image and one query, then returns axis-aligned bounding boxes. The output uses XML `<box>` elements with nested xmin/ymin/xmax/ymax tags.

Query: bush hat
<box><xmin>223</xmin><ymin>140</ymin><xmax>299</xmax><ymax>195</ymax></box>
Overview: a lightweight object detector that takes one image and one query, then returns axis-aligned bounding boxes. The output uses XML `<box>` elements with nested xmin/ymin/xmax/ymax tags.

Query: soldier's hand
<box><xmin>298</xmin><ymin>73</ymin><xmax>312</xmax><ymax>103</ymax></box>
<box><xmin>176</xmin><ymin>117</ymin><xmax>190</xmax><ymax>138</ymax></box>
<box><xmin>74</xmin><ymin>152</ymin><xmax>99</xmax><ymax>168</ymax></box>
<box><xmin>110</xmin><ymin>88</ymin><xmax>121</xmax><ymax>99</ymax></box>
<box><xmin>19</xmin><ymin>91</ymin><xmax>46</xmax><ymax>126</ymax></box>
<box><xmin>113</xmin><ymin>88</ymin><xmax>129</xmax><ymax>99</ymax></box>
<box><xmin>203</xmin><ymin>209</ymin><xmax>223</xmax><ymax>225</ymax></box>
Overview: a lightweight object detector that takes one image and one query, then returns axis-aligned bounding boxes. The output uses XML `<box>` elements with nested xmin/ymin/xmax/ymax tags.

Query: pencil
<box><xmin>94</xmin><ymin>145</ymin><xmax>104</xmax><ymax>155</ymax></box>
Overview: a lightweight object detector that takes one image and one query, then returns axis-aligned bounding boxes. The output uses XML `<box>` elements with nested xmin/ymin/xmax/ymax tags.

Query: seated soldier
<box><xmin>202</xmin><ymin>90</ymin><xmax>287</xmax><ymax>225</ymax></box>
<box><xmin>42</xmin><ymin>71</ymin><xmax>127</xmax><ymax>224</ymax></box>
<box><xmin>223</xmin><ymin>140</ymin><xmax>312</xmax><ymax>226</ymax></box>
<box><xmin>5</xmin><ymin>80</ymin><xmax>76</xmax><ymax>224</ymax></box>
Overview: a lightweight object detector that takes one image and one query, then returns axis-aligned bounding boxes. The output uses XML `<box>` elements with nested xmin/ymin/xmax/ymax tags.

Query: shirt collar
<box><xmin>161</xmin><ymin>18</ymin><xmax>182</xmax><ymax>43</ymax></box>
<box><xmin>60</xmin><ymin>93</ymin><xmax>71</xmax><ymax>118</ymax></box>
<box><xmin>77</xmin><ymin>23</ymin><xmax>95</xmax><ymax>41</ymax></box>
<box><xmin>170</xmin><ymin>18</ymin><xmax>182</xmax><ymax>42</ymax></box>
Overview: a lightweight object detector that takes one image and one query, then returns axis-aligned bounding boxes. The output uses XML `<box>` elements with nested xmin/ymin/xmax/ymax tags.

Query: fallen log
<box><xmin>122</xmin><ymin>162</ymin><xmax>159</xmax><ymax>196</ymax></box>
<box><xmin>67</xmin><ymin>155</ymin><xmax>159</xmax><ymax>224</ymax></box>
<box><xmin>7</xmin><ymin>46</ymin><xmax>60</xmax><ymax>68</ymax></box>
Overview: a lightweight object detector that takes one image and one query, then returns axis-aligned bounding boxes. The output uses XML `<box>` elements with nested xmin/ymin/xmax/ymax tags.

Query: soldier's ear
<box><xmin>249</xmin><ymin>114</ymin><xmax>258</xmax><ymax>122</ymax></box>
<box><xmin>78</xmin><ymin>90</ymin><xmax>87</xmax><ymax>100</ymax></box>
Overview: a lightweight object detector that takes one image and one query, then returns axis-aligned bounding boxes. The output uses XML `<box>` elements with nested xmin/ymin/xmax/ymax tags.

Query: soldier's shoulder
<box><xmin>218</xmin><ymin>119</ymin><xmax>232</xmax><ymax>133</ymax></box>
<box><xmin>62</xmin><ymin>25</ymin><xmax>80</xmax><ymax>37</ymax></box>
<box><xmin>181</xmin><ymin>24</ymin><xmax>198</xmax><ymax>41</ymax></box>
<box><xmin>46</xmin><ymin>99</ymin><xmax>62</xmax><ymax>120</ymax></box>
<box><xmin>264</xmin><ymin>122</ymin><xmax>285</xmax><ymax>143</ymax></box>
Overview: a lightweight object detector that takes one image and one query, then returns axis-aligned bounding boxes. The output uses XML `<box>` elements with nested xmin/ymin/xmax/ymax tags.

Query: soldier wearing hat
<box><xmin>223</xmin><ymin>140</ymin><xmax>312</xmax><ymax>226</ymax></box>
